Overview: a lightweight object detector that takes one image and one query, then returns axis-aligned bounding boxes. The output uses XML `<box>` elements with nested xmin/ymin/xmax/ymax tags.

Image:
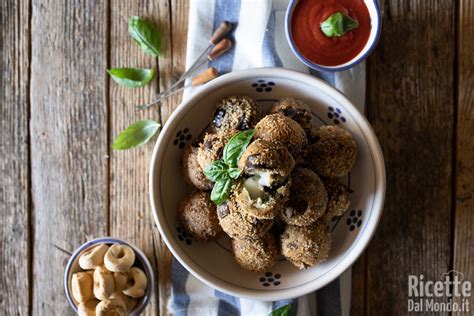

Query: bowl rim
<box><xmin>149</xmin><ymin>67</ymin><xmax>385</xmax><ymax>301</ymax></box>
<box><xmin>64</xmin><ymin>237</ymin><xmax>154</xmax><ymax>315</ymax></box>
<box><xmin>284</xmin><ymin>0</ymin><xmax>382</xmax><ymax>72</ymax></box>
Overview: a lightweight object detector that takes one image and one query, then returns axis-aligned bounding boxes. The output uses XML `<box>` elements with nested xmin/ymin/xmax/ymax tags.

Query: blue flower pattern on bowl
<box><xmin>173</xmin><ymin>128</ymin><xmax>192</xmax><ymax>149</ymax></box>
<box><xmin>327</xmin><ymin>106</ymin><xmax>346</xmax><ymax>125</ymax></box>
<box><xmin>259</xmin><ymin>271</ymin><xmax>281</xmax><ymax>287</ymax></box>
<box><xmin>251</xmin><ymin>80</ymin><xmax>275</xmax><ymax>93</ymax></box>
<box><xmin>347</xmin><ymin>209</ymin><xmax>363</xmax><ymax>231</ymax></box>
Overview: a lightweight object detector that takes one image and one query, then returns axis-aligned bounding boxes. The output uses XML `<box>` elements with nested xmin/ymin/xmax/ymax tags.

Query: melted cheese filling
<box><xmin>243</xmin><ymin>170</ymin><xmax>279</xmax><ymax>201</ymax></box>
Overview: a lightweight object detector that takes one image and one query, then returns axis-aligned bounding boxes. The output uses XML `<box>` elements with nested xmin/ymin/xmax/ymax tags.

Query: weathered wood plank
<box><xmin>0</xmin><ymin>0</ymin><xmax>30</xmax><ymax>314</ymax></box>
<box><xmin>350</xmin><ymin>255</ymin><xmax>366</xmax><ymax>316</ymax></box>
<box><xmin>364</xmin><ymin>0</ymin><xmax>454</xmax><ymax>314</ymax></box>
<box><xmin>154</xmin><ymin>1</ymin><xmax>189</xmax><ymax>314</ymax></box>
<box><xmin>453</xmin><ymin>0</ymin><xmax>474</xmax><ymax>309</ymax></box>
<box><xmin>30</xmin><ymin>0</ymin><xmax>108</xmax><ymax>313</ymax></box>
<box><xmin>108</xmin><ymin>1</ymin><xmax>161</xmax><ymax>315</ymax></box>
<box><xmin>160</xmin><ymin>0</ymin><xmax>189</xmax><ymax>123</ymax></box>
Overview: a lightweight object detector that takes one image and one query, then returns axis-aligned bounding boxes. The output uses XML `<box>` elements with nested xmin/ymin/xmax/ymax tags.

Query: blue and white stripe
<box><xmin>178</xmin><ymin>0</ymin><xmax>365</xmax><ymax>315</ymax></box>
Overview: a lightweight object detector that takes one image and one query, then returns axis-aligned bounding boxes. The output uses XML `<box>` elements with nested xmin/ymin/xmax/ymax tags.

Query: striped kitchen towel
<box><xmin>171</xmin><ymin>0</ymin><xmax>366</xmax><ymax>315</ymax></box>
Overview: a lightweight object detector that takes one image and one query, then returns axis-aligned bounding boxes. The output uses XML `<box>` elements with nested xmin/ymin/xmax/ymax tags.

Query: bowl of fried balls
<box><xmin>150</xmin><ymin>68</ymin><xmax>385</xmax><ymax>300</ymax></box>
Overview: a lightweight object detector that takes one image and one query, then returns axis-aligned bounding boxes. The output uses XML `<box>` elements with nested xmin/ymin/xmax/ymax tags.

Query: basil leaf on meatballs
<box><xmin>211</xmin><ymin>177</ymin><xmax>233</xmax><ymax>205</ymax></box>
<box><xmin>227</xmin><ymin>167</ymin><xmax>242</xmax><ymax>179</ymax></box>
<box><xmin>222</xmin><ymin>129</ymin><xmax>255</xmax><ymax>167</ymax></box>
<box><xmin>203</xmin><ymin>160</ymin><xmax>228</xmax><ymax>182</ymax></box>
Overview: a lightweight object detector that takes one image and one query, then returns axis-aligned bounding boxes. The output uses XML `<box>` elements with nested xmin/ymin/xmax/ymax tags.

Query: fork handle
<box><xmin>210</xmin><ymin>21</ymin><xmax>232</xmax><ymax>44</ymax></box>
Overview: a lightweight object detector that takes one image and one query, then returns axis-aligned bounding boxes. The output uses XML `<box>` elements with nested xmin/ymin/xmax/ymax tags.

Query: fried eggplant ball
<box><xmin>212</xmin><ymin>96</ymin><xmax>260</xmax><ymax>133</ymax></box>
<box><xmin>217</xmin><ymin>198</ymin><xmax>273</xmax><ymax>240</ymax></box>
<box><xmin>197</xmin><ymin>130</ymin><xmax>235</xmax><ymax>170</ymax></box>
<box><xmin>270</xmin><ymin>98</ymin><xmax>313</xmax><ymax>134</ymax></box>
<box><xmin>321</xmin><ymin>178</ymin><xmax>351</xmax><ymax>224</ymax></box>
<box><xmin>234</xmin><ymin>139</ymin><xmax>295</xmax><ymax>219</ymax></box>
<box><xmin>232</xmin><ymin>233</ymin><xmax>278</xmax><ymax>272</ymax></box>
<box><xmin>255</xmin><ymin>114</ymin><xmax>307</xmax><ymax>160</ymax></box>
<box><xmin>238</xmin><ymin>139</ymin><xmax>295</xmax><ymax>181</ymax></box>
<box><xmin>182</xmin><ymin>144</ymin><xmax>213</xmax><ymax>190</ymax></box>
<box><xmin>279</xmin><ymin>168</ymin><xmax>328</xmax><ymax>226</ymax></box>
<box><xmin>280</xmin><ymin>222</ymin><xmax>331</xmax><ymax>269</ymax></box>
<box><xmin>178</xmin><ymin>191</ymin><xmax>222</xmax><ymax>241</ymax></box>
<box><xmin>305</xmin><ymin>125</ymin><xmax>357</xmax><ymax>177</ymax></box>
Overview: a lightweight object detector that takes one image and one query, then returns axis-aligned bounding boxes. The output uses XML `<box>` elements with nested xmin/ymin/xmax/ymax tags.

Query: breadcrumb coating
<box><xmin>279</xmin><ymin>168</ymin><xmax>328</xmax><ymax>226</ymax></box>
<box><xmin>197</xmin><ymin>130</ymin><xmax>235</xmax><ymax>170</ymax></box>
<box><xmin>270</xmin><ymin>98</ymin><xmax>313</xmax><ymax>134</ymax></box>
<box><xmin>280</xmin><ymin>222</ymin><xmax>331</xmax><ymax>269</ymax></box>
<box><xmin>255</xmin><ymin>114</ymin><xmax>308</xmax><ymax>160</ymax></box>
<box><xmin>182</xmin><ymin>144</ymin><xmax>213</xmax><ymax>190</ymax></box>
<box><xmin>212</xmin><ymin>96</ymin><xmax>260</xmax><ymax>133</ymax></box>
<box><xmin>321</xmin><ymin>178</ymin><xmax>351</xmax><ymax>224</ymax></box>
<box><xmin>217</xmin><ymin>198</ymin><xmax>273</xmax><ymax>240</ymax></box>
<box><xmin>232</xmin><ymin>233</ymin><xmax>278</xmax><ymax>272</ymax></box>
<box><xmin>238</xmin><ymin>139</ymin><xmax>295</xmax><ymax>181</ymax></box>
<box><xmin>305</xmin><ymin>125</ymin><xmax>357</xmax><ymax>177</ymax></box>
<box><xmin>178</xmin><ymin>191</ymin><xmax>222</xmax><ymax>241</ymax></box>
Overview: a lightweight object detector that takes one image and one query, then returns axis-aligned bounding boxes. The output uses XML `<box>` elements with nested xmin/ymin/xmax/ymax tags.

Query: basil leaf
<box><xmin>227</xmin><ymin>167</ymin><xmax>241</xmax><ymax>179</ymax></box>
<box><xmin>269</xmin><ymin>304</ymin><xmax>291</xmax><ymax>316</ymax></box>
<box><xmin>107</xmin><ymin>68</ymin><xmax>154</xmax><ymax>88</ymax></box>
<box><xmin>112</xmin><ymin>119</ymin><xmax>161</xmax><ymax>150</ymax></box>
<box><xmin>203</xmin><ymin>161</ymin><xmax>228</xmax><ymax>182</ymax></box>
<box><xmin>320</xmin><ymin>12</ymin><xmax>359</xmax><ymax>37</ymax></box>
<box><xmin>128</xmin><ymin>16</ymin><xmax>162</xmax><ymax>57</ymax></box>
<box><xmin>222</xmin><ymin>129</ymin><xmax>255</xmax><ymax>167</ymax></box>
<box><xmin>210</xmin><ymin>177</ymin><xmax>233</xmax><ymax>205</ymax></box>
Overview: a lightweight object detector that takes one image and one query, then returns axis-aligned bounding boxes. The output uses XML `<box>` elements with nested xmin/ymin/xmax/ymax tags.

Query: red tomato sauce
<box><xmin>291</xmin><ymin>0</ymin><xmax>371</xmax><ymax>66</ymax></box>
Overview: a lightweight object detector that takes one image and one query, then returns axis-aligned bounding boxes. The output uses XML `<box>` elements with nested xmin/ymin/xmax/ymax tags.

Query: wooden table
<box><xmin>1</xmin><ymin>1</ymin><xmax>473</xmax><ymax>315</ymax></box>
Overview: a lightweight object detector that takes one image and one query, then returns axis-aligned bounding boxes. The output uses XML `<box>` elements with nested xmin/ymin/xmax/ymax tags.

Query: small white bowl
<box><xmin>149</xmin><ymin>68</ymin><xmax>385</xmax><ymax>301</ymax></box>
<box><xmin>285</xmin><ymin>0</ymin><xmax>382</xmax><ymax>72</ymax></box>
<box><xmin>64</xmin><ymin>237</ymin><xmax>154</xmax><ymax>315</ymax></box>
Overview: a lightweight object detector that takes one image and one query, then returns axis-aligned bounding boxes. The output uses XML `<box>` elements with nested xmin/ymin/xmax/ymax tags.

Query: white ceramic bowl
<box><xmin>285</xmin><ymin>0</ymin><xmax>382</xmax><ymax>72</ymax></box>
<box><xmin>64</xmin><ymin>237</ymin><xmax>154</xmax><ymax>314</ymax></box>
<box><xmin>149</xmin><ymin>68</ymin><xmax>385</xmax><ymax>301</ymax></box>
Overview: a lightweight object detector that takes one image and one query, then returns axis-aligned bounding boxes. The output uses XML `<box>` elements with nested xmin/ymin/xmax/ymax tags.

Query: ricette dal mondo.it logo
<box><xmin>408</xmin><ymin>270</ymin><xmax>471</xmax><ymax>313</ymax></box>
